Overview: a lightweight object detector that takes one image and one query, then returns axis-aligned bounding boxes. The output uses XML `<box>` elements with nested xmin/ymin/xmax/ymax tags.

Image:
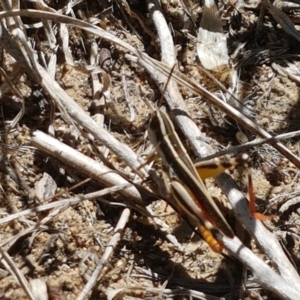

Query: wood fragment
<box><xmin>197</xmin><ymin>0</ymin><xmax>229</xmax><ymax>70</ymax></box>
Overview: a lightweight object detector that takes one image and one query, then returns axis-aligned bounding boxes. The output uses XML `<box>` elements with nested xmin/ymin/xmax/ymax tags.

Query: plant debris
<box><xmin>1</xmin><ymin>0</ymin><xmax>300</xmax><ymax>299</ymax></box>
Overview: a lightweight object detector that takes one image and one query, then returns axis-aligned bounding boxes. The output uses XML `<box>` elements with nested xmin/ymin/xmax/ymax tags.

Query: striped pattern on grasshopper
<box><xmin>147</xmin><ymin>109</ymin><xmax>240</xmax><ymax>252</ymax></box>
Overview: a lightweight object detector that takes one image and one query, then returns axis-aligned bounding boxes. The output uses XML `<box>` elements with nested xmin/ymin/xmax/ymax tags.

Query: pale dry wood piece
<box><xmin>272</xmin><ymin>62</ymin><xmax>300</xmax><ymax>85</ymax></box>
<box><xmin>146</xmin><ymin>0</ymin><xmax>183</xmax><ymax>133</ymax></box>
<box><xmin>197</xmin><ymin>0</ymin><xmax>229</xmax><ymax>70</ymax></box>
<box><xmin>30</xmin><ymin>131</ymin><xmax>183</xmax><ymax>250</ymax></box>
<box><xmin>279</xmin><ymin>196</ymin><xmax>300</xmax><ymax>213</ymax></box>
<box><xmin>89</xmin><ymin>37</ymin><xmax>105</xmax><ymax>129</ymax></box>
<box><xmin>90</xmin><ymin>40</ymin><xmax>98</xmax><ymax>65</ymax></box>
<box><xmin>90</xmin><ymin>70</ymin><xmax>106</xmax><ymax>128</ymax></box>
<box><xmin>1</xmin><ymin>1</ymin><xmax>25</xmax><ymax>37</ymax></box>
<box><xmin>59</xmin><ymin>22</ymin><xmax>74</xmax><ymax>65</ymax></box>
<box><xmin>33</xmin><ymin>0</ymin><xmax>57</xmax><ymax>47</ymax></box>
<box><xmin>77</xmin><ymin>208</ymin><xmax>131</xmax><ymax>300</ymax></box>
<box><xmin>31</xmin><ymin>130</ymin><xmax>146</xmax><ymax>205</ymax></box>
<box><xmin>89</xmin><ymin>38</ymin><xmax>99</xmax><ymax>69</ymax></box>
<box><xmin>196</xmin><ymin>129</ymin><xmax>300</xmax><ymax>162</ymax></box>
<box><xmin>147</xmin><ymin>0</ymin><xmax>176</xmax><ymax>65</ymax></box>
<box><xmin>46</xmin><ymin>45</ymin><xmax>58</xmax><ymax>80</ymax></box>
<box><xmin>91</xmin><ymin>69</ymin><xmax>110</xmax><ymax>129</ymax></box>
<box><xmin>78</xmin><ymin>252</ymin><xmax>101</xmax><ymax>282</ymax></box>
<box><xmin>78</xmin><ymin>9</ymin><xmax>99</xmax><ymax>68</ymax></box>
<box><xmin>30</xmin><ymin>279</ymin><xmax>49</xmax><ymax>300</ymax></box>
<box><xmin>34</xmin><ymin>172</ymin><xmax>57</xmax><ymax>203</ymax></box>
<box><xmin>90</xmin><ymin>68</ymin><xmax>102</xmax><ymax>99</ymax></box>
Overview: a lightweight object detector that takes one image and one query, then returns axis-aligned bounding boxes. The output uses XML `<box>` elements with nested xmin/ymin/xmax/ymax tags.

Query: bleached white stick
<box><xmin>77</xmin><ymin>208</ymin><xmax>131</xmax><ymax>300</ymax></box>
<box><xmin>31</xmin><ymin>130</ymin><xmax>143</xmax><ymax>203</ymax></box>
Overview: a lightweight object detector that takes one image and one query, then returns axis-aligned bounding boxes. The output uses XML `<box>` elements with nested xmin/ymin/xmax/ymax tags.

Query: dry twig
<box><xmin>0</xmin><ymin>4</ymin><xmax>300</xmax><ymax>299</ymax></box>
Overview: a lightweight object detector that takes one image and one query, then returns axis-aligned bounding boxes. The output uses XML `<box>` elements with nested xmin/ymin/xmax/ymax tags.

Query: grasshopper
<box><xmin>147</xmin><ymin>108</ymin><xmax>243</xmax><ymax>252</ymax></box>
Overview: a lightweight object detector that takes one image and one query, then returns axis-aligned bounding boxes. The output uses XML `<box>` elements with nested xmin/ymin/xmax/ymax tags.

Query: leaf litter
<box><xmin>1</xmin><ymin>0</ymin><xmax>300</xmax><ymax>299</ymax></box>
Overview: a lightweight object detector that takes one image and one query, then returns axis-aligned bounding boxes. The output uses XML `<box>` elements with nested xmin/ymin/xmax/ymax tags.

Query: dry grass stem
<box><xmin>77</xmin><ymin>208</ymin><xmax>131</xmax><ymax>300</ymax></box>
<box><xmin>0</xmin><ymin>184</ymin><xmax>131</xmax><ymax>226</ymax></box>
<box><xmin>0</xmin><ymin>248</ymin><xmax>36</xmax><ymax>300</ymax></box>
<box><xmin>1</xmin><ymin>2</ymin><xmax>300</xmax><ymax>299</ymax></box>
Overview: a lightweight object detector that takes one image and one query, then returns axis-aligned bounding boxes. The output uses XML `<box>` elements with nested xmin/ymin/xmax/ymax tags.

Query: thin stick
<box><xmin>0</xmin><ymin>248</ymin><xmax>36</xmax><ymax>300</ymax></box>
<box><xmin>196</xmin><ymin>129</ymin><xmax>300</xmax><ymax>162</ymax></box>
<box><xmin>76</xmin><ymin>208</ymin><xmax>131</xmax><ymax>300</ymax></box>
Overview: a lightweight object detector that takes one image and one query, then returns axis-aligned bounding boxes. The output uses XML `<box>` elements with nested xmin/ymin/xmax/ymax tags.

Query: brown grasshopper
<box><xmin>147</xmin><ymin>108</ymin><xmax>248</xmax><ymax>252</ymax></box>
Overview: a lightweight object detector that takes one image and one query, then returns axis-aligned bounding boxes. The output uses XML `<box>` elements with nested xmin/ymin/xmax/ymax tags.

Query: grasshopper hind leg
<box><xmin>199</xmin><ymin>225</ymin><xmax>224</xmax><ymax>253</ymax></box>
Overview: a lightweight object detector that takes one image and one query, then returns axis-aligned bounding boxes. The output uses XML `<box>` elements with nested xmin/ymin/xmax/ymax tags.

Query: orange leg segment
<box><xmin>247</xmin><ymin>167</ymin><xmax>271</xmax><ymax>220</ymax></box>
